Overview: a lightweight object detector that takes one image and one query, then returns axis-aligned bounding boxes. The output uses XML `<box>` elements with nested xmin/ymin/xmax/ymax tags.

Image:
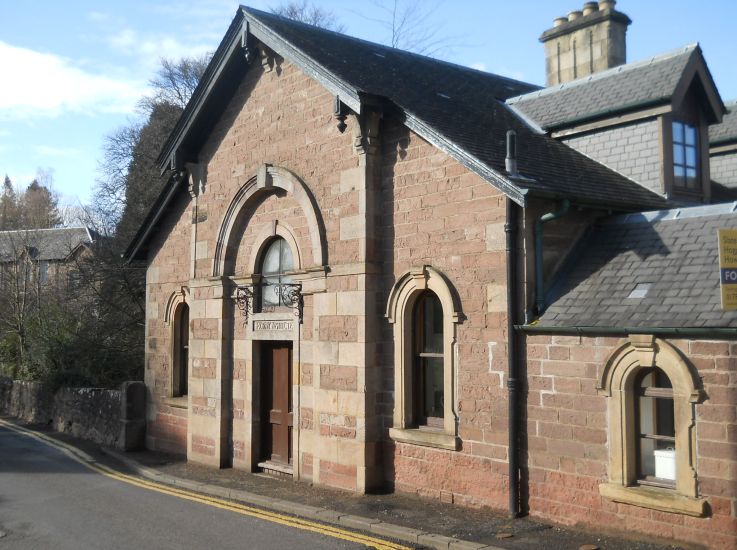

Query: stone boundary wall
<box><xmin>0</xmin><ymin>378</ymin><xmax>145</xmax><ymax>450</ymax></box>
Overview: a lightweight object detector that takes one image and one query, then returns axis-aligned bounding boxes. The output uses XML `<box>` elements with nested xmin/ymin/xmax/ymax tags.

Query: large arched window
<box><xmin>259</xmin><ymin>237</ymin><xmax>294</xmax><ymax>310</ymax></box>
<box><xmin>172</xmin><ymin>302</ymin><xmax>189</xmax><ymax>398</ymax></box>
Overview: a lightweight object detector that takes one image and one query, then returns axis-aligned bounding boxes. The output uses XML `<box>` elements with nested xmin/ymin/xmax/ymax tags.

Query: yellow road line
<box><xmin>0</xmin><ymin>419</ymin><xmax>412</xmax><ymax>550</ymax></box>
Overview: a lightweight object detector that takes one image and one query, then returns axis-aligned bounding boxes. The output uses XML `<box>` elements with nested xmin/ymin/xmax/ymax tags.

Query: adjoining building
<box><xmin>124</xmin><ymin>3</ymin><xmax>737</xmax><ymax>547</ymax></box>
<box><xmin>0</xmin><ymin>227</ymin><xmax>94</xmax><ymax>290</ymax></box>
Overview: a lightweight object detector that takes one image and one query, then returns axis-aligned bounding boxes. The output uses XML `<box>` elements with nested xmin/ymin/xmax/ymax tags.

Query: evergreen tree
<box><xmin>22</xmin><ymin>179</ymin><xmax>61</xmax><ymax>229</ymax></box>
<box><xmin>0</xmin><ymin>175</ymin><xmax>18</xmax><ymax>230</ymax></box>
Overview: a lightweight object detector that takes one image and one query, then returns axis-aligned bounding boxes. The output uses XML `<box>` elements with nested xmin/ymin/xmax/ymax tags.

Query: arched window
<box><xmin>386</xmin><ymin>266</ymin><xmax>462</xmax><ymax>451</ymax></box>
<box><xmin>413</xmin><ymin>292</ymin><xmax>444</xmax><ymax>428</ymax></box>
<box><xmin>173</xmin><ymin>303</ymin><xmax>189</xmax><ymax>397</ymax></box>
<box><xmin>259</xmin><ymin>237</ymin><xmax>294</xmax><ymax>310</ymax></box>
<box><xmin>636</xmin><ymin>367</ymin><xmax>675</xmax><ymax>486</ymax></box>
<box><xmin>598</xmin><ymin>336</ymin><xmax>705</xmax><ymax>516</ymax></box>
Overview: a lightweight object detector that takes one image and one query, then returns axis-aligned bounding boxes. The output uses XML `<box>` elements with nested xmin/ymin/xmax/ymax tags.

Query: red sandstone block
<box><xmin>707</xmin><ymin>385</ymin><xmax>737</xmax><ymax>405</ymax></box>
<box><xmin>575</xmin><ymin>459</ymin><xmax>607</xmax><ymax>478</ymax></box>
<box><xmin>699</xmin><ymin>421</ymin><xmax>727</xmax><ymax>441</ymax></box>
<box><xmin>528</xmin><ymin>405</ymin><xmax>559</xmax><ymax>422</ymax></box>
<box><xmin>700</xmin><ymin>371</ymin><xmax>731</xmax><ymax>386</ymax></box>
<box><xmin>554</xmin><ymin>377</ymin><xmax>581</xmax><ymax>394</ymax></box>
<box><xmin>699</xmin><ymin>441</ymin><xmax>737</xmax><ymax>462</ymax></box>
<box><xmin>539</xmin><ymin>421</ymin><xmax>573</xmax><ymax>440</ymax></box>
<box><xmin>690</xmin><ymin>341</ymin><xmax>731</xmax><ymax>356</ymax></box>
<box><xmin>319</xmin><ymin>364</ymin><xmax>358</xmax><ymax>391</ymax></box>
<box><xmin>699</xmin><ymin>476</ymin><xmax>737</xmax><ymax>498</ymax></box>
<box><xmin>529</xmin><ymin>376</ymin><xmax>553</xmax><ymax>391</ymax></box>
<box><xmin>526</xmin><ymin>344</ymin><xmax>548</xmax><ymax>360</ymax></box>
<box><xmin>548</xmin><ymin>346</ymin><xmax>570</xmax><ymax>360</ymax></box>
<box><xmin>574</xmin><ymin>427</ymin><xmax>607</xmax><ymax>444</ymax></box>
<box><xmin>698</xmin><ymin>404</ymin><xmax>737</xmax><ymax>423</ymax></box>
<box><xmin>547</xmin><ymin>438</ymin><xmax>586</xmax><ymax>459</ymax></box>
<box><xmin>543</xmin><ymin>360</ymin><xmax>590</xmax><ymax>378</ymax></box>
<box><xmin>559</xmin><ymin>409</ymin><xmax>588</xmax><ymax>427</ymax></box>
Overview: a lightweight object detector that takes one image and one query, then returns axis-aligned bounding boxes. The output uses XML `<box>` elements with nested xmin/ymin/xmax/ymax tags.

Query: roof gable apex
<box><xmin>671</xmin><ymin>45</ymin><xmax>725</xmax><ymax>124</ymax></box>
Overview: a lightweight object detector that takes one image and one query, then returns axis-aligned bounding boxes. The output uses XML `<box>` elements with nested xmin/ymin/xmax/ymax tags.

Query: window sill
<box><xmin>164</xmin><ymin>396</ymin><xmax>188</xmax><ymax>409</ymax></box>
<box><xmin>389</xmin><ymin>427</ymin><xmax>459</xmax><ymax>451</ymax></box>
<box><xmin>599</xmin><ymin>483</ymin><xmax>706</xmax><ymax>517</ymax></box>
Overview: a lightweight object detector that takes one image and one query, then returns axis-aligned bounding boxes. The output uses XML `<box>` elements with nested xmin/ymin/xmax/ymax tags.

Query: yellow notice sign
<box><xmin>718</xmin><ymin>228</ymin><xmax>737</xmax><ymax>310</ymax></box>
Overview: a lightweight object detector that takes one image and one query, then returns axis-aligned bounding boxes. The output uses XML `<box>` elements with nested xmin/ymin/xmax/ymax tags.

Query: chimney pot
<box><xmin>568</xmin><ymin>10</ymin><xmax>583</xmax><ymax>21</ymax></box>
<box><xmin>598</xmin><ymin>0</ymin><xmax>615</xmax><ymax>10</ymax></box>
<box><xmin>553</xmin><ymin>16</ymin><xmax>567</xmax><ymax>27</ymax></box>
<box><xmin>583</xmin><ymin>2</ymin><xmax>599</xmax><ymax>15</ymax></box>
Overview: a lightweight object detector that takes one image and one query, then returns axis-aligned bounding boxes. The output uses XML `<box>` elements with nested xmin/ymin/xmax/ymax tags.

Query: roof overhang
<box><xmin>125</xmin><ymin>6</ymin><xmax>532</xmax><ymax>262</ymax></box>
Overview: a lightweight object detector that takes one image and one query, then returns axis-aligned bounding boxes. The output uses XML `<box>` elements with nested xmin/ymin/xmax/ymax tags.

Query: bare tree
<box><xmin>360</xmin><ymin>0</ymin><xmax>457</xmax><ymax>56</ymax></box>
<box><xmin>139</xmin><ymin>55</ymin><xmax>211</xmax><ymax>112</ymax></box>
<box><xmin>0</xmin><ymin>231</ymin><xmax>43</xmax><ymax>377</ymax></box>
<box><xmin>271</xmin><ymin>1</ymin><xmax>345</xmax><ymax>31</ymax></box>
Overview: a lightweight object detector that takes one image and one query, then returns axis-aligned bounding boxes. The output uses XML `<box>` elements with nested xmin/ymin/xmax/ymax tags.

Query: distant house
<box><xmin>0</xmin><ymin>227</ymin><xmax>94</xmax><ymax>291</ymax></box>
<box><xmin>124</xmin><ymin>2</ymin><xmax>736</xmax><ymax>547</ymax></box>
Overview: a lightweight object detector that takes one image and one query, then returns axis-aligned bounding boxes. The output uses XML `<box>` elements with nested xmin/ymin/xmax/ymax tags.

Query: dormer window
<box><xmin>672</xmin><ymin>121</ymin><xmax>699</xmax><ymax>191</ymax></box>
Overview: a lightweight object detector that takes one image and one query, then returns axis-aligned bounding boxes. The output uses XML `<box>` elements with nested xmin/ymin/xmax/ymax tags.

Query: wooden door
<box><xmin>261</xmin><ymin>342</ymin><xmax>292</xmax><ymax>465</ymax></box>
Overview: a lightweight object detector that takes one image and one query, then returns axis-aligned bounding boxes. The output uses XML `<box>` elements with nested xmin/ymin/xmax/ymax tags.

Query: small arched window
<box><xmin>413</xmin><ymin>292</ymin><xmax>444</xmax><ymax>428</ymax></box>
<box><xmin>636</xmin><ymin>367</ymin><xmax>675</xmax><ymax>486</ymax></box>
<box><xmin>259</xmin><ymin>237</ymin><xmax>294</xmax><ymax>310</ymax></box>
<box><xmin>173</xmin><ymin>303</ymin><xmax>189</xmax><ymax>397</ymax></box>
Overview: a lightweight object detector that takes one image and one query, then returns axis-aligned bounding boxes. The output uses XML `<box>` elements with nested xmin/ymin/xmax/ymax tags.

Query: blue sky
<box><xmin>1</xmin><ymin>1</ymin><xmax>735</xmax><ymax>208</ymax></box>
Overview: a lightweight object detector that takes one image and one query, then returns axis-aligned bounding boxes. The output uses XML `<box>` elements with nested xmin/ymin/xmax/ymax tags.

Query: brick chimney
<box><xmin>540</xmin><ymin>1</ymin><xmax>631</xmax><ymax>86</ymax></box>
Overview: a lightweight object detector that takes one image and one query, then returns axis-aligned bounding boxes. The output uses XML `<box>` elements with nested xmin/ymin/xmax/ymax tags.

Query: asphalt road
<box><xmin>0</xmin><ymin>424</ymin><xmax>370</xmax><ymax>549</ymax></box>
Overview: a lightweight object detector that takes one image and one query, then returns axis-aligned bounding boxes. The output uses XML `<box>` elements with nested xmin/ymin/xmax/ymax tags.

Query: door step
<box><xmin>258</xmin><ymin>460</ymin><xmax>293</xmax><ymax>478</ymax></box>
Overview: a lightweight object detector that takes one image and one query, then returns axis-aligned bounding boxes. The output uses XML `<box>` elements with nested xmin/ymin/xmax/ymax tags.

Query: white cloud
<box><xmin>0</xmin><ymin>41</ymin><xmax>144</xmax><ymax>120</ymax></box>
<box><xmin>471</xmin><ymin>62</ymin><xmax>486</xmax><ymax>71</ymax></box>
<box><xmin>108</xmin><ymin>28</ymin><xmax>214</xmax><ymax>66</ymax></box>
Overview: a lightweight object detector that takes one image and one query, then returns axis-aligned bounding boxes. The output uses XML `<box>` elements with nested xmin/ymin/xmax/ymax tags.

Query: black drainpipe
<box><xmin>505</xmin><ymin>197</ymin><xmax>520</xmax><ymax>518</ymax></box>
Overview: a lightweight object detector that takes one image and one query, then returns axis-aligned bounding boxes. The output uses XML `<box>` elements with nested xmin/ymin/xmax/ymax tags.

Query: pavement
<box><xmin>1</xmin><ymin>417</ymin><xmax>697</xmax><ymax>550</ymax></box>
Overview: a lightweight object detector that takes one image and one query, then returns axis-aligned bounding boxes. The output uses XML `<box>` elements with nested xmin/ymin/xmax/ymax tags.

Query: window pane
<box><xmin>262</xmin><ymin>240</ymin><xmax>282</xmax><ymax>275</ymax></box>
<box><xmin>685</xmin><ymin>125</ymin><xmax>696</xmax><ymax>146</ymax></box>
<box><xmin>280</xmin><ymin>240</ymin><xmax>294</xmax><ymax>272</ymax></box>
<box><xmin>262</xmin><ymin>275</ymin><xmax>281</xmax><ymax>307</ymax></box>
<box><xmin>638</xmin><ymin>368</ymin><xmax>675</xmax><ymax>481</ymax></box>
<box><xmin>673</xmin><ymin>144</ymin><xmax>684</xmax><ymax>165</ymax></box>
<box><xmin>422</xmin><ymin>356</ymin><xmax>444</xmax><ymax>419</ymax></box>
<box><xmin>672</xmin><ymin>121</ymin><xmax>684</xmax><ymax>143</ymax></box>
<box><xmin>421</xmin><ymin>294</ymin><xmax>443</xmax><ymax>354</ymax></box>
<box><xmin>685</xmin><ymin>147</ymin><xmax>697</xmax><ymax>168</ymax></box>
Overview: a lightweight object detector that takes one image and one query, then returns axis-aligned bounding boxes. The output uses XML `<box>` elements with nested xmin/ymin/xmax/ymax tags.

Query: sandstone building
<box><xmin>125</xmin><ymin>3</ymin><xmax>737</xmax><ymax>547</ymax></box>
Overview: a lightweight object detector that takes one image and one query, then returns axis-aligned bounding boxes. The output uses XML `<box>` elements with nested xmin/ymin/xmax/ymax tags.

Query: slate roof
<box><xmin>507</xmin><ymin>44</ymin><xmax>704</xmax><ymax>131</ymax></box>
<box><xmin>0</xmin><ymin>227</ymin><xmax>93</xmax><ymax>262</ymax></box>
<box><xmin>126</xmin><ymin>6</ymin><xmax>673</xmax><ymax>261</ymax></box>
<box><xmin>240</xmin><ymin>8</ymin><xmax>667</xmax><ymax>208</ymax></box>
<box><xmin>537</xmin><ymin>203</ymin><xmax>737</xmax><ymax>329</ymax></box>
<box><xmin>710</xmin><ymin>100</ymin><xmax>737</xmax><ymax>146</ymax></box>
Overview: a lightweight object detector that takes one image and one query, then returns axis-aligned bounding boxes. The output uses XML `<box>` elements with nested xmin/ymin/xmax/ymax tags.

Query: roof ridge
<box><xmin>605</xmin><ymin>201</ymin><xmax>737</xmax><ymax>225</ymax></box>
<box><xmin>507</xmin><ymin>43</ymin><xmax>699</xmax><ymax>104</ymax></box>
<box><xmin>241</xmin><ymin>5</ymin><xmax>539</xmax><ymax>90</ymax></box>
